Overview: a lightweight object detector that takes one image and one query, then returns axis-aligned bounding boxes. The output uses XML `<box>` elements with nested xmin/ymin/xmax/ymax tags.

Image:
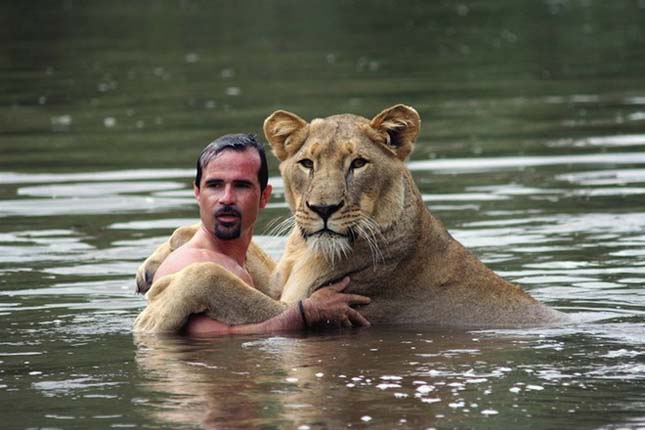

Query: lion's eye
<box><xmin>298</xmin><ymin>159</ymin><xmax>314</xmax><ymax>169</ymax></box>
<box><xmin>350</xmin><ymin>158</ymin><xmax>369</xmax><ymax>169</ymax></box>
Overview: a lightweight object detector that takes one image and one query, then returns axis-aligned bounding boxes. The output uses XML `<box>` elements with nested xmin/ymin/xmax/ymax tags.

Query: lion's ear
<box><xmin>369</xmin><ymin>104</ymin><xmax>420</xmax><ymax>160</ymax></box>
<box><xmin>263</xmin><ymin>110</ymin><xmax>309</xmax><ymax>161</ymax></box>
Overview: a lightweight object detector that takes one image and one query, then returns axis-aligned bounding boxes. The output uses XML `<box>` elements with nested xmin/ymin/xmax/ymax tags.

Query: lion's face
<box><xmin>264</xmin><ymin>105</ymin><xmax>421</xmax><ymax>264</ymax></box>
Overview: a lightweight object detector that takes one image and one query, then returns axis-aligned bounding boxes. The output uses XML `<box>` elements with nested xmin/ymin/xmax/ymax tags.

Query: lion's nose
<box><xmin>306</xmin><ymin>201</ymin><xmax>344</xmax><ymax>221</ymax></box>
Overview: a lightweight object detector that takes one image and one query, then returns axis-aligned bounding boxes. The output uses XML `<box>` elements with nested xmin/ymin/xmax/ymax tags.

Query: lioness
<box><xmin>134</xmin><ymin>104</ymin><xmax>567</xmax><ymax>332</ymax></box>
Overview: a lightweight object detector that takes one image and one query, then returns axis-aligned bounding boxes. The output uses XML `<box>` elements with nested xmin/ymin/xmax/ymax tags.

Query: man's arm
<box><xmin>142</xmin><ymin>244</ymin><xmax>371</xmax><ymax>335</ymax></box>
<box><xmin>183</xmin><ymin>277</ymin><xmax>371</xmax><ymax>336</ymax></box>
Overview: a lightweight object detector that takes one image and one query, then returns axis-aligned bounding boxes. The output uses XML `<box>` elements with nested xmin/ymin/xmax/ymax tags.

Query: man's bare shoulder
<box><xmin>152</xmin><ymin>243</ymin><xmax>250</xmax><ymax>285</ymax></box>
<box><xmin>153</xmin><ymin>244</ymin><xmax>223</xmax><ymax>281</ymax></box>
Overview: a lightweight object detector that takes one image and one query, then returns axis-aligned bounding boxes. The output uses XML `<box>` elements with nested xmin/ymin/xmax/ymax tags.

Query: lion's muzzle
<box><xmin>306</xmin><ymin>200</ymin><xmax>344</xmax><ymax>222</ymax></box>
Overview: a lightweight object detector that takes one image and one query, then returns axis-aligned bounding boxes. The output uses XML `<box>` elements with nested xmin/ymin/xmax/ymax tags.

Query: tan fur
<box><xmin>134</xmin><ymin>261</ymin><xmax>287</xmax><ymax>332</ymax></box>
<box><xmin>265</xmin><ymin>104</ymin><xmax>566</xmax><ymax>326</ymax></box>
<box><xmin>134</xmin><ymin>226</ymin><xmax>283</xmax><ymax>333</ymax></box>
<box><xmin>134</xmin><ymin>224</ymin><xmax>197</xmax><ymax>294</ymax></box>
<box><xmin>135</xmin><ymin>223</ymin><xmax>279</xmax><ymax>299</ymax></box>
<box><xmin>134</xmin><ymin>104</ymin><xmax>567</xmax><ymax>332</ymax></box>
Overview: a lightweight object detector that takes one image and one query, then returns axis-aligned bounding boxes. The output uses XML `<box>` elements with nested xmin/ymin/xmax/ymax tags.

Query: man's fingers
<box><xmin>343</xmin><ymin>293</ymin><xmax>371</xmax><ymax>306</ymax></box>
<box><xmin>326</xmin><ymin>276</ymin><xmax>351</xmax><ymax>292</ymax></box>
<box><xmin>347</xmin><ymin>308</ymin><xmax>370</xmax><ymax>328</ymax></box>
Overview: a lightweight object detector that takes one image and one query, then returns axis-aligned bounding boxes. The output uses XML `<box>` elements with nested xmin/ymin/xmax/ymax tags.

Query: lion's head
<box><xmin>263</xmin><ymin>104</ymin><xmax>420</xmax><ymax>265</ymax></box>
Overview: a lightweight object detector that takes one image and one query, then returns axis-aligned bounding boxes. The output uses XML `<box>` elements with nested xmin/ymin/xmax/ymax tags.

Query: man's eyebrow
<box><xmin>203</xmin><ymin>178</ymin><xmax>255</xmax><ymax>186</ymax></box>
<box><xmin>233</xmin><ymin>179</ymin><xmax>254</xmax><ymax>185</ymax></box>
<box><xmin>204</xmin><ymin>178</ymin><xmax>223</xmax><ymax>185</ymax></box>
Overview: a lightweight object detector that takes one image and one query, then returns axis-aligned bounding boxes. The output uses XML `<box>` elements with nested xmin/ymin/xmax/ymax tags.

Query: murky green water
<box><xmin>2</xmin><ymin>1</ymin><xmax>645</xmax><ymax>429</ymax></box>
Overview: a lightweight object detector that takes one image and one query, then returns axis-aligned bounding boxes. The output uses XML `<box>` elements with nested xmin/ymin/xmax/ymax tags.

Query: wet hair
<box><xmin>195</xmin><ymin>133</ymin><xmax>269</xmax><ymax>190</ymax></box>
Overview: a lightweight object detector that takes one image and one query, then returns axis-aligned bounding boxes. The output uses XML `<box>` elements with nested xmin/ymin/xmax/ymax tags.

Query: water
<box><xmin>1</xmin><ymin>1</ymin><xmax>645</xmax><ymax>429</ymax></box>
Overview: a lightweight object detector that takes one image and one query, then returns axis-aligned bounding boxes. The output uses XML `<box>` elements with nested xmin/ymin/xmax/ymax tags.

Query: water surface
<box><xmin>1</xmin><ymin>1</ymin><xmax>645</xmax><ymax>429</ymax></box>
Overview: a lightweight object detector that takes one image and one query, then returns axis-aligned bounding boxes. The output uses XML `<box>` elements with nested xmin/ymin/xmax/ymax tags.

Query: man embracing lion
<box><xmin>135</xmin><ymin>133</ymin><xmax>371</xmax><ymax>335</ymax></box>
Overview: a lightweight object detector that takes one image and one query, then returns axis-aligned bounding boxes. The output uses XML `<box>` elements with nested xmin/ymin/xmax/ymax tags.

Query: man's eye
<box><xmin>350</xmin><ymin>158</ymin><xmax>369</xmax><ymax>169</ymax></box>
<box><xmin>298</xmin><ymin>159</ymin><xmax>314</xmax><ymax>169</ymax></box>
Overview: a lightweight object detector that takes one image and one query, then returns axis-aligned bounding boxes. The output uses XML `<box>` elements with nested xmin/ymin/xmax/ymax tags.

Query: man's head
<box><xmin>195</xmin><ymin>133</ymin><xmax>269</xmax><ymax>191</ymax></box>
<box><xmin>194</xmin><ymin>134</ymin><xmax>272</xmax><ymax>241</ymax></box>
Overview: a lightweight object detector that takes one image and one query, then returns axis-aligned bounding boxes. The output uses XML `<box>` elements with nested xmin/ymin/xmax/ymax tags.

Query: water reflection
<box><xmin>133</xmin><ymin>327</ymin><xmax>645</xmax><ymax>429</ymax></box>
<box><xmin>2</xmin><ymin>0</ymin><xmax>645</xmax><ymax>427</ymax></box>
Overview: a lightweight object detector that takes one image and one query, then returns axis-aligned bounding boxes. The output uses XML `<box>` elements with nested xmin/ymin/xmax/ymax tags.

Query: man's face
<box><xmin>194</xmin><ymin>148</ymin><xmax>272</xmax><ymax>240</ymax></box>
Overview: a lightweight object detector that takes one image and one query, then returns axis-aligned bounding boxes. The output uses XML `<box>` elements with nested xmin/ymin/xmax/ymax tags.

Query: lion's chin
<box><xmin>306</xmin><ymin>231</ymin><xmax>353</xmax><ymax>267</ymax></box>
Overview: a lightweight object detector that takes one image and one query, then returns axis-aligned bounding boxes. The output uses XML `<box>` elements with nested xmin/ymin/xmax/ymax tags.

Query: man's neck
<box><xmin>194</xmin><ymin>224</ymin><xmax>251</xmax><ymax>266</ymax></box>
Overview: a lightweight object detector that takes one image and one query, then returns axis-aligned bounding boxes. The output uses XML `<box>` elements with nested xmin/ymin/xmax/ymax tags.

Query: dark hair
<box><xmin>195</xmin><ymin>133</ymin><xmax>269</xmax><ymax>190</ymax></box>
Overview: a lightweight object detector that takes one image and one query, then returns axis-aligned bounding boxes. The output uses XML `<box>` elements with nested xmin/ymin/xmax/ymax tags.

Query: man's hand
<box><xmin>302</xmin><ymin>277</ymin><xmax>371</xmax><ymax>328</ymax></box>
<box><xmin>181</xmin><ymin>277</ymin><xmax>370</xmax><ymax>336</ymax></box>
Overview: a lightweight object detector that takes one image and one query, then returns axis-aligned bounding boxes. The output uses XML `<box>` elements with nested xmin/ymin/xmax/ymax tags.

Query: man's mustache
<box><xmin>214</xmin><ymin>205</ymin><xmax>241</xmax><ymax>218</ymax></box>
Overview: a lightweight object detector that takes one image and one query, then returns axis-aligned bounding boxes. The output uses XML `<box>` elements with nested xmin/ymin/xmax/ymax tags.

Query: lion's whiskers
<box><xmin>265</xmin><ymin>216</ymin><xmax>295</xmax><ymax>237</ymax></box>
<box><xmin>309</xmin><ymin>234</ymin><xmax>352</xmax><ymax>268</ymax></box>
<box><xmin>303</xmin><ymin>212</ymin><xmax>384</xmax><ymax>270</ymax></box>
<box><xmin>355</xmin><ymin>214</ymin><xmax>385</xmax><ymax>270</ymax></box>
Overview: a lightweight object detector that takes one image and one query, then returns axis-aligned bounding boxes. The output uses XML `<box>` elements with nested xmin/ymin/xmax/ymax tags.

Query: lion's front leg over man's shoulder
<box><xmin>135</xmin><ymin>224</ymin><xmax>200</xmax><ymax>294</ymax></box>
<box><xmin>134</xmin><ymin>224</ymin><xmax>286</xmax><ymax>334</ymax></box>
<box><xmin>135</xmin><ymin>223</ymin><xmax>280</xmax><ymax>298</ymax></box>
<box><xmin>133</xmin><ymin>262</ymin><xmax>287</xmax><ymax>333</ymax></box>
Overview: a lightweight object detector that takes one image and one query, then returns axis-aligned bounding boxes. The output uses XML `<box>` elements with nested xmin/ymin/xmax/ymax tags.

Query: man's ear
<box><xmin>263</xmin><ymin>110</ymin><xmax>309</xmax><ymax>161</ymax></box>
<box><xmin>369</xmin><ymin>104</ymin><xmax>421</xmax><ymax>161</ymax></box>
<box><xmin>193</xmin><ymin>181</ymin><xmax>200</xmax><ymax>200</ymax></box>
<box><xmin>259</xmin><ymin>184</ymin><xmax>272</xmax><ymax>209</ymax></box>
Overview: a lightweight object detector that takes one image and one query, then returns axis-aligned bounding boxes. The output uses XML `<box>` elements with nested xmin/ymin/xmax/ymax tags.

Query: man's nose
<box><xmin>219</xmin><ymin>184</ymin><xmax>236</xmax><ymax>204</ymax></box>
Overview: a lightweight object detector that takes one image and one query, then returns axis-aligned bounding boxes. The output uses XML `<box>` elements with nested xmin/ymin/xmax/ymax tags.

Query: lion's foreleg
<box><xmin>133</xmin><ymin>262</ymin><xmax>287</xmax><ymax>333</ymax></box>
<box><xmin>135</xmin><ymin>242</ymin><xmax>171</xmax><ymax>294</ymax></box>
<box><xmin>135</xmin><ymin>223</ymin><xmax>200</xmax><ymax>294</ymax></box>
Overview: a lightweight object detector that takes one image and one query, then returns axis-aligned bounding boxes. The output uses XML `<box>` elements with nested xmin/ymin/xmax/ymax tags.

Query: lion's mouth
<box><xmin>301</xmin><ymin>227</ymin><xmax>357</xmax><ymax>242</ymax></box>
<box><xmin>300</xmin><ymin>226</ymin><xmax>357</xmax><ymax>265</ymax></box>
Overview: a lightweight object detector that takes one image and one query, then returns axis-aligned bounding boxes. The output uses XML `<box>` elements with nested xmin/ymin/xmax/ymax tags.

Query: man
<box><xmin>153</xmin><ymin>134</ymin><xmax>370</xmax><ymax>335</ymax></box>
